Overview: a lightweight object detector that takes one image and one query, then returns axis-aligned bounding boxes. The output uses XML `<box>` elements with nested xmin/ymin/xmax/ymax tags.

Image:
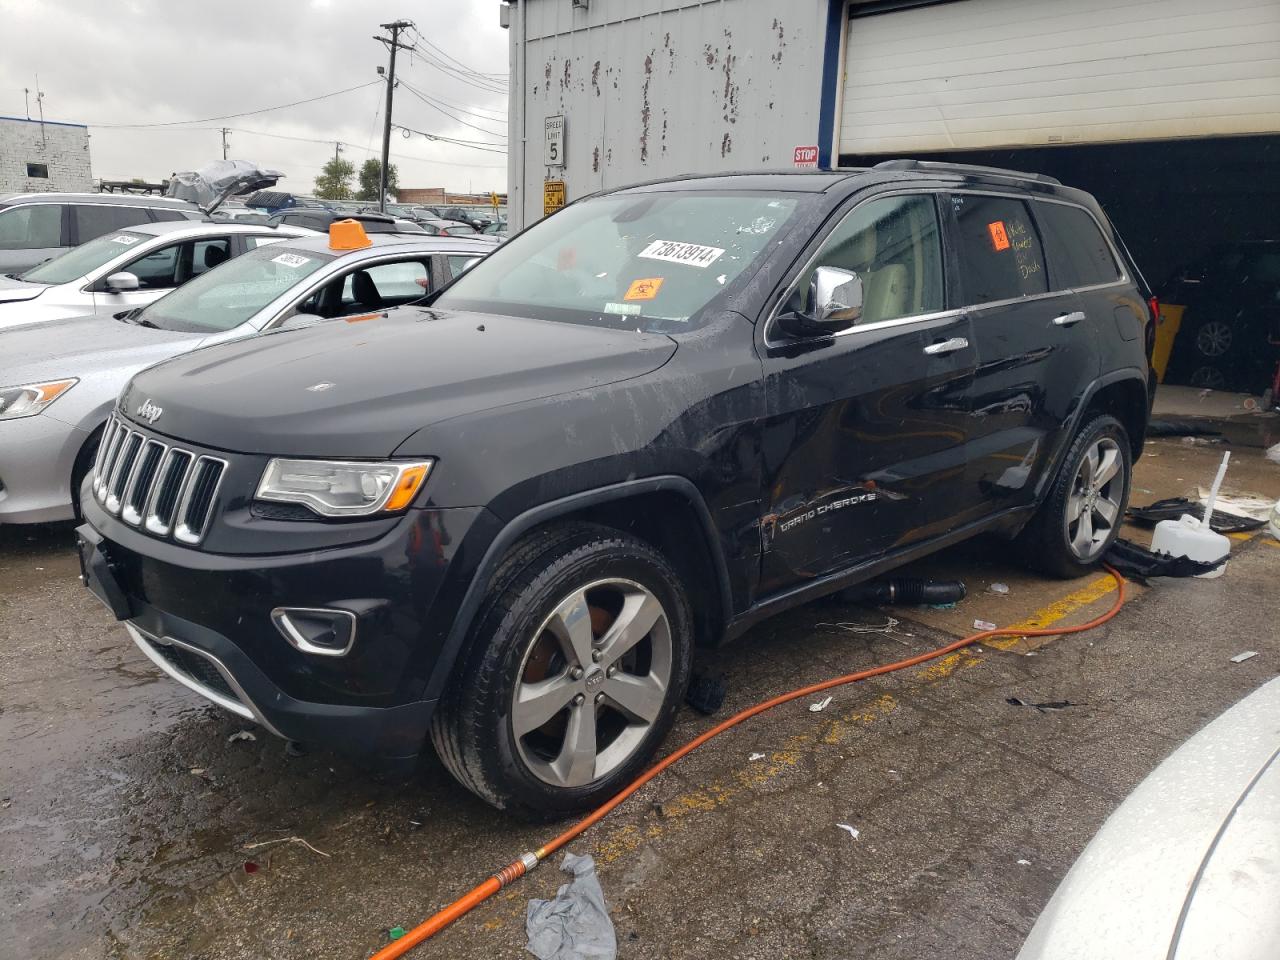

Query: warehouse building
<box><xmin>504</xmin><ymin>0</ymin><xmax>1280</xmax><ymax>392</ymax></box>
<box><xmin>0</xmin><ymin>115</ymin><xmax>94</xmax><ymax>194</ymax></box>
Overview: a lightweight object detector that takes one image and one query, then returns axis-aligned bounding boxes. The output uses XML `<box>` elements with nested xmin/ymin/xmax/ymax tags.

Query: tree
<box><xmin>356</xmin><ymin>158</ymin><xmax>399</xmax><ymax>203</ymax></box>
<box><xmin>314</xmin><ymin>156</ymin><xmax>355</xmax><ymax>200</ymax></box>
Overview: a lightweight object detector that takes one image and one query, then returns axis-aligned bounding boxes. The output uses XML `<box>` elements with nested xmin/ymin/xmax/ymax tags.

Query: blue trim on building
<box><xmin>0</xmin><ymin>115</ymin><xmax>88</xmax><ymax>130</ymax></box>
<box><xmin>816</xmin><ymin>0</ymin><xmax>845</xmax><ymax>169</ymax></box>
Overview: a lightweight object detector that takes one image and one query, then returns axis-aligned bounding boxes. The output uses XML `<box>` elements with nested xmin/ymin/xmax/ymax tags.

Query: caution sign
<box><xmin>624</xmin><ymin>277</ymin><xmax>664</xmax><ymax>301</ymax></box>
<box><xmin>544</xmin><ymin>179</ymin><xmax>566</xmax><ymax>216</ymax></box>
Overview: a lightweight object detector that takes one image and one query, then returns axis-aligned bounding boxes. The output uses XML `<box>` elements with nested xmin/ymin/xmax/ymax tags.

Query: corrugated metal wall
<box><xmin>510</xmin><ymin>0</ymin><xmax>831</xmax><ymax>228</ymax></box>
<box><xmin>840</xmin><ymin>0</ymin><xmax>1280</xmax><ymax>154</ymax></box>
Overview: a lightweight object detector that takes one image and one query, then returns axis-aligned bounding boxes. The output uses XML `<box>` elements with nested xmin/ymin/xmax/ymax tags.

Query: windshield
<box><xmin>434</xmin><ymin>191</ymin><xmax>805</xmax><ymax>332</ymax></box>
<box><xmin>137</xmin><ymin>244</ymin><xmax>333</xmax><ymax>333</ymax></box>
<box><xmin>20</xmin><ymin>231</ymin><xmax>151</xmax><ymax>285</ymax></box>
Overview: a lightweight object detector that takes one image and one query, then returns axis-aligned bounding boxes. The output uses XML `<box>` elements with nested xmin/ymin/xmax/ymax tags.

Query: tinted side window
<box><xmin>75</xmin><ymin>205</ymin><xmax>152</xmax><ymax>243</ymax></box>
<box><xmin>148</xmin><ymin>209</ymin><xmax>189</xmax><ymax>222</ymax></box>
<box><xmin>795</xmin><ymin>193</ymin><xmax>944</xmax><ymax>326</ymax></box>
<box><xmin>0</xmin><ymin>204</ymin><xmax>63</xmax><ymax>250</ymax></box>
<box><xmin>952</xmin><ymin>195</ymin><xmax>1047</xmax><ymax>302</ymax></box>
<box><xmin>1034</xmin><ymin>201</ymin><xmax>1120</xmax><ymax>288</ymax></box>
<box><xmin>125</xmin><ymin>243</ymin><xmax>181</xmax><ymax>288</ymax></box>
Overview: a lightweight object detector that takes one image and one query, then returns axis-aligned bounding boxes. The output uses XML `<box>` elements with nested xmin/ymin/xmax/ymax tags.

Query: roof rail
<box><xmin>872</xmin><ymin>158</ymin><xmax>1061</xmax><ymax>186</ymax></box>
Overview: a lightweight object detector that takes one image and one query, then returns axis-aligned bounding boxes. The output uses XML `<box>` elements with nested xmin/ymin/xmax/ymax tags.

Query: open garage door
<box><xmin>839</xmin><ymin>0</ymin><xmax>1280</xmax><ymax>156</ymax></box>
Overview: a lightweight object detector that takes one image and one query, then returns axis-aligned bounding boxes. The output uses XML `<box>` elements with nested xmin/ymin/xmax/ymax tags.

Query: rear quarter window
<box><xmin>952</xmin><ymin>194</ymin><xmax>1048</xmax><ymax>303</ymax></box>
<box><xmin>1034</xmin><ymin>201</ymin><xmax>1121</xmax><ymax>288</ymax></box>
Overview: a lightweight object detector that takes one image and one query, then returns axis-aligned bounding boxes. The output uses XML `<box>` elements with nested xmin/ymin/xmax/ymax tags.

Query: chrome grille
<box><xmin>92</xmin><ymin>415</ymin><xmax>226</xmax><ymax>545</ymax></box>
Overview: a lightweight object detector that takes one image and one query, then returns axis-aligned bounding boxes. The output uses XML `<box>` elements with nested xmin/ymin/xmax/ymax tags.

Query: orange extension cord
<box><xmin>371</xmin><ymin>565</ymin><xmax>1128</xmax><ymax>959</ymax></box>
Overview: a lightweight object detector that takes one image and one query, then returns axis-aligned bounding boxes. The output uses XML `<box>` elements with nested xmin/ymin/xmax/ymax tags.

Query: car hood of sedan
<box><xmin>1017</xmin><ymin>675</ymin><xmax>1280</xmax><ymax>960</ymax></box>
<box><xmin>119</xmin><ymin>305</ymin><xmax>677</xmax><ymax>458</ymax></box>
<box><xmin>1</xmin><ymin>313</ymin><xmax>203</xmax><ymax>384</ymax></box>
<box><xmin>0</xmin><ymin>274</ymin><xmax>46</xmax><ymax>304</ymax></box>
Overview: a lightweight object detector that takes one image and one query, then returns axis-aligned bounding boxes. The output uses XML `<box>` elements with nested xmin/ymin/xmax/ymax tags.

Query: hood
<box><xmin>120</xmin><ymin>307</ymin><xmax>678</xmax><ymax>457</ymax></box>
<box><xmin>0</xmin><ymin>274</ymin><xmax>46</xmax><ymax>304</ymax></box>
<box><xmin>0</xmin><ymin>313</ymin><xmax>202</xmax><ymax>384</ymax></box>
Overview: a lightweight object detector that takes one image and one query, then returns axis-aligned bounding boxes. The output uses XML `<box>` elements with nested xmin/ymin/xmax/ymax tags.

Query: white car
<box><xmin>0</xmin><ymin>221</ymin><xmax>314</xmax><ymax>331</ymax></box>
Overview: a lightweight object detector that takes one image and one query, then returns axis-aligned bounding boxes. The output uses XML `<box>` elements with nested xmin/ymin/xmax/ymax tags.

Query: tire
<box><xmin>69</xmin><ymin>428</ymin><xmax>103</xmax><ymax>522</ymax></box>
<box><xmin>1017</xmin><ymin>414</ymin><xmax>1132</xmax><ymax>579</ymax></box>
<box><xmin>430</xmin><ymin>522</ymin><xmax>693</xmax><ymax>816</ymax></box>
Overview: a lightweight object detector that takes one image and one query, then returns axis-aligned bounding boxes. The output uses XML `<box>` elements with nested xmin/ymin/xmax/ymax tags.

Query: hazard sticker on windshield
<box><xmin>638</xmin><ymin>240</ymin><xmax>725</xmax><ymax>269</ymax></box>
<box><xmin>272</xmin><ymin>253</ymin><xmax>311</xmax><ymax>268</ymax></box>
<box><xmin>109</xmin><ymin>235</ymin><xmax>140</xmax><ymax>245</ymax></box>
<box><xmin>624</xmin><ymin>277</ymin><xmax>664</xmax><ymax>301</ymax></box>
<box><xmin>987</xmin><ymin>221</ymin><xmax>1010</xmax><ymax>252</ymax></box>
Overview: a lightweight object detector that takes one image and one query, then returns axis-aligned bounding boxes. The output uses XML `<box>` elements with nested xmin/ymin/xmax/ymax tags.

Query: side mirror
<box><xmin>777</xmin><ymin>266</ymin><xmax>863</xmax><ymax>337</ymax></box>
<box><xmin>105</xmin><ymin>271</ymin><xmax>140</xmax><ymax>293</ymax></box>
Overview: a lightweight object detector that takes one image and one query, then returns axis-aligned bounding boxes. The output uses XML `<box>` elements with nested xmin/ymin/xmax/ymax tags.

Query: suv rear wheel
<box><xmin>1018</xmin><ymin>414</ymin><xmax>1132</xmax><ymax>578</ymax></box>
<box><xmin>431</xmin><ymin>523</ymin><xmax>693</xmax><ymax>816</ymax></box>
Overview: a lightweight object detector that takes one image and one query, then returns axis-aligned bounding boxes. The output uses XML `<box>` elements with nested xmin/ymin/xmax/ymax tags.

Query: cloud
<box><xmin>0</xmin><ymin>0</ymin><xmax>510</xmax><ymax>193</ymax></box>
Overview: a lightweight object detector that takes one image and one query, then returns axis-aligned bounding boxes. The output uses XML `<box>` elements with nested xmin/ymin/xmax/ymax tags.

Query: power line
<box><xmin>91</xmin><ymin>81</ymin><xmax>383</xmax><ymax>129</ymax></box>
<box><xmin>407</xmin><ymin>41</ymin><xmax>509</xmax><ymax>95</ymax></box>
<box><xmin>407</xmin><ymin>26</ymin><xmax>509</xmax><ymax>81</ymax></box>
<box><xmin>223</xmin><ymin>126</ymin><xmax>507</xmax><ymax>169</ymax></box>
<box><xmin>398</xmin><ymin>79</ymin><xmax>508</xmax><ymax>141</ymax></box>
<box><xmin>394</xmin><ymin>123</ymin><xmax>509</xmax><ymax>155</ymax></box>
<box><xmin>398</xmin><ymin>80</ymin><xmax>508</xmax><ymax>126</ymax></box>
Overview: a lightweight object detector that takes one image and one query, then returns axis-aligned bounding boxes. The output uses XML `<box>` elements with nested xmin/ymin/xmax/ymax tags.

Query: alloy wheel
<box><xmin>1195</xmin><ymin>321</ymin><xmax>1232</xmax><ymax>358</ymax></box>
<box><xmin>511</xmin><ymin>578</ymin><xmax>672</xmax><ymax>788</ymax></box>
<box><xmin>1065</xmin><ymin>437</ymin><xmax>1124</xmax><ymax>561</ymax></box>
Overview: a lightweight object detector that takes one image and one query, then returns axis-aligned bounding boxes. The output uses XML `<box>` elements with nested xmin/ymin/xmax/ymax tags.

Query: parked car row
<box><xmin>0</xmin><ymin>204</ymin><xmax>490</xmax><ymax>526</ymax></box>
<box><xmin>25</xmin><ymin>164</ymin><xmax>1157</xmax><ymax>815</ymax></box>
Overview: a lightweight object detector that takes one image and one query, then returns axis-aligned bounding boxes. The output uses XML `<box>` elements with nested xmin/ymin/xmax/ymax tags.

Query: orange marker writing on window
<box><xmin>987</xmin><ymin>221</ymin><xmax>1011</xmax><ymax>252</ymax></box>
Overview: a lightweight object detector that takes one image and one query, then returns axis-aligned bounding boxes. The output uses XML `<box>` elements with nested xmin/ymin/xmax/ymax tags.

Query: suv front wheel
<box><xmin>431</xmin><ymin>523</ymin><xmax>693</xmax><ymax>816</ymax></box>
<box><xmin>1019</xmin><ymin>414</ymin><xmax>1132</xmax><ymax>578</ymax></box>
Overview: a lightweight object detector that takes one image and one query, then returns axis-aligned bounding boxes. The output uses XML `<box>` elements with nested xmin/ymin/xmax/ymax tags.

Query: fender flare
<box><xmin>423</xmin><ymin>476</ymin><xmax>735</xmax><ymax>701</ymax></box>
<box><xmin>1033</xmin><ymin>366</ymin><xmax>1151</xmax><ymax>502</ymax></box>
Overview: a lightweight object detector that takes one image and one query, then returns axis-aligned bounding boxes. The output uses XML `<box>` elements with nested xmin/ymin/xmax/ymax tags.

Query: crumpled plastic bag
<box><xmin>525</xmin><ymin>853</ymin><xmax>617</xmax><ymax>960</ymax></box>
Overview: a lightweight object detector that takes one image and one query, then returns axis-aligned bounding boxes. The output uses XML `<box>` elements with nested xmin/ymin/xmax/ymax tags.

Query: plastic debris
<box><xmin>1017</xmin><ymin>859</ymin><xmax>1032</xmax><ymax>866</ymax></box>
<box><xmin>243</xmin><ymin>861</ymin><xmax>259</xmax><ymax>874</ymax></box>
<box><xmin>1129</xmin><ymin>496</ymin><xmax>1263</xmax><ymax>534</ymax></box>
<box><xmin>1230</xmin><ymin>651</ymin><xmax>1259</xmax><ymax>664</ymax></box>
<box><xmin>243</xmin><ymin>836</ymin><xmax>331</xmax><ymax>858</ymax></box>
<box><xmin>389</xmin><ymin>927</ymin><xmax>406</xmax><ymax>941</ymax></box>
<box><xmin>526</xmin><ymin>853</ymin><xmax>617</xmax><ymax>960</ymax></box>
<box><xmin>836</xmin><ymin>823</ymin><xmax>860</xmax><ymax>840</ymax></box>
<box><xmin>1106</xmin><ymin>538</ymin><xmax>1224</xmax><ymax>580</ymax></box>
<box><xmin>685</xmin><ymin>667</ymin><xmax>726</xmax><ymax>716</ymax></box>
<box><xmin>974</xmin><ymin>619</ymin><xmax>997</xmax><ymax>631</ymax></box>
<box><xmin>1265</xmin><ymin>442</ymin><xmax>1280</xmax><ymax>465</ymax></box>
<box><xmin>227</xmin><ymin>730</ymin><xmax>257</xmax><ymax>743</ymax></box>
<box><xmin>749</xmin><ymin>752</ymin><xmax>766</xmax><ymax>762</ymax></box>
<box><xmin>928</xmin><ymin>602</ymin><xmax>958</xmax><ymax>610</ymax></box>
<box><xmin>1007</xmin><ymin>697</ymin><xmax>1082</xmax><ymax>712</ymax></box>
<box><xmin>808</xmin><ymin>695</ymin><xmax>834</xmax><ymax>713</ymax></box>
<box><xmin>1195</xmin><ymin>488</ymin><xmax>1276</xmax><ymax>523</ymax></box>
<box><xmin>987</xmin><ymin>582</ymin><xmax>1010</xmax><ymax>595</ymax></box>
<box><xmin>816</xmin><ymin>617</ymin><xmax>898</xmax><ymax>635</ymax></box>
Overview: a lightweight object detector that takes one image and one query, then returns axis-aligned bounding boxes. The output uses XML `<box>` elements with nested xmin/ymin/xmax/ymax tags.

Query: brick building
<box><xmin>0</xmin><ymin>116</ymin><xmax>94</xmax><ymax>194</ymax></box>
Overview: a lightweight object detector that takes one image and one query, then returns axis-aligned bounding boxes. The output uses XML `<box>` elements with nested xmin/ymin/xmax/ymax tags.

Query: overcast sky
<box><xmin>0</xmin><ymin>0</ymin><xmax>510</xmax><ymax>195</ymax></box>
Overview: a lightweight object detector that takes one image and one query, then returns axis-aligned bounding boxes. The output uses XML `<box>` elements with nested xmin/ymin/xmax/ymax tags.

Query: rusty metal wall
<box><xmin>509</xmin><ymin>0</ymin><xmax>831</xmax><ymax>229</ymax></box>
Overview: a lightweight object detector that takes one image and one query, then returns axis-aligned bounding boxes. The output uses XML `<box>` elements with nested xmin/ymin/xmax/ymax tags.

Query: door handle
<box><xmin>923</xmin><ymin>337</ymin><xmax>969</xmax><ymax>356</ymax></box>
<box><xmin>1053</xmin><ymin>311</ymin><xmax>1086</xmax><ymax>327</ymax></box>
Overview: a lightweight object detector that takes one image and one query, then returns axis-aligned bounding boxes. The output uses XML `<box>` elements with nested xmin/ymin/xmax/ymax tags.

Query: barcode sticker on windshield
<box><xmin>272</xmin><ymin>253</ymin><xmax>311</xmax><ymax>268</ymax></box>
<box><xmin>638</xmin><ymin>240</ymin><xmax>725</xmax><ymax>269</ymax></box>
<box><xmin>109</xmin><ymin>235</ymin><xmax>140</xmax><ymax>245</ymax></box>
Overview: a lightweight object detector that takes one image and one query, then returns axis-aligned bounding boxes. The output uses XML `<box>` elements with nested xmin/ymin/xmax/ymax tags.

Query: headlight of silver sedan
<box><xmin>0</xmin><ymin>379</ymin><xmax>78</xmax><ymax>420</ymax></box>
<box><xmin>255</xmin><ymin>458</ymin><xmax>434</xmax><ymax>517</ymax></box>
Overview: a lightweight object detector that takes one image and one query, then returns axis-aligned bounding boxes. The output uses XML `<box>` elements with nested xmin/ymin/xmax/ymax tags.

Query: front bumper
<box><xmin>0</xmin><ymin>413</ymin><xmax>88</xmax><ymax>524</ymax></box>
<box><xmin>78</xmin><ymin>493</ymin><xmax>496</xmax><ymax>766</ymax></box>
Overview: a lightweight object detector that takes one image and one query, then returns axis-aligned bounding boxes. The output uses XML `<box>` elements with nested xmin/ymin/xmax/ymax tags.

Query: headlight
<box><xmin>255</xmin><ymin>458</ymin><xmax>434</xmax><ymax>517</ymax></box>
<box><xmin>0</xmin><ymin>379</ymin><xmax>77</xmax><ymax>420</ymax></box>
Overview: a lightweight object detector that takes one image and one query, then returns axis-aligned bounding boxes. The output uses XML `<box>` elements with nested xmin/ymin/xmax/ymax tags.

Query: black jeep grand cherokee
<box><xmin>79</xmin><ymin>162</ymin><xmax>1155</xmax><ymax>814</ymax></box>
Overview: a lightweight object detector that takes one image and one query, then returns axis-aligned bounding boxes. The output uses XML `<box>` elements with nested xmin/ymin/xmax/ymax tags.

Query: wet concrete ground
<box><xmin>2</xmin><ymin>432</ymin><xmax>1277</xmax><ymax>960</ymax></box>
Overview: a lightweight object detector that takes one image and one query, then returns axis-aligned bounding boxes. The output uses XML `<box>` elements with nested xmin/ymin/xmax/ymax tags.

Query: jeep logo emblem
<box><xmin>585</xmin><ymin>670</ymin><xmax>605</xmax><ymax>690</ymax></box>
<box><xmin>136</xmin><ymin>399</ymin><xmax>163</xmax><ymax>424</ymax></box>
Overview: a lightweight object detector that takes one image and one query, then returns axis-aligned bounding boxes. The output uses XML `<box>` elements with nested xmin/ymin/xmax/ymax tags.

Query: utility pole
<box><xmin>374</xmin><ymin>19</ymin><xmax>413</xmax><ymax>212</ymax></box>
<box><xmin>334</xmin><ymin>141</ymin><xmax>343</xmax><ymax>165</ymax></box>
<box><xmin>220</xmin><ymin>127</ymin><xmax>231</xmax><ymax>160</ymax></box>
<box><xmin>34</xmin><ymin>75</ymin><xmax>46</xmax><ymax>146</ymax></box>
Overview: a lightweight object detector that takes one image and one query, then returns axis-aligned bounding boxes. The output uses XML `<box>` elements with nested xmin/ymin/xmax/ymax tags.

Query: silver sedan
<box><xmin>0</xmin><ymin>220</ymin><xmax>312</xmax><ymax>331</ymax></box>
<box><xmin>0</xmin><ymin>231</ymin><xmax>491</xmax><ymax>524</ymax></box>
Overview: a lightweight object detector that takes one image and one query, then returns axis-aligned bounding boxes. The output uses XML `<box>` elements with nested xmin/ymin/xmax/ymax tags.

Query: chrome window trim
<box><xmin>270</xmin><ymin>607</ymin><xmax>359</xmax><ymax>658</ymax></box>
<box><xmin>173</xmin><ymin>455</ymin><xmax>229</xmax><ymax>545</ymax></box>
<box><xmin>125</xmin><ymin>623</ymin><xmax>285</xmax><ymax>737</ymax></box>
<box><xmin>764</xmin><ymin>187</ymin><xmax>1132</xmax><ymax>349</ymax></box>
